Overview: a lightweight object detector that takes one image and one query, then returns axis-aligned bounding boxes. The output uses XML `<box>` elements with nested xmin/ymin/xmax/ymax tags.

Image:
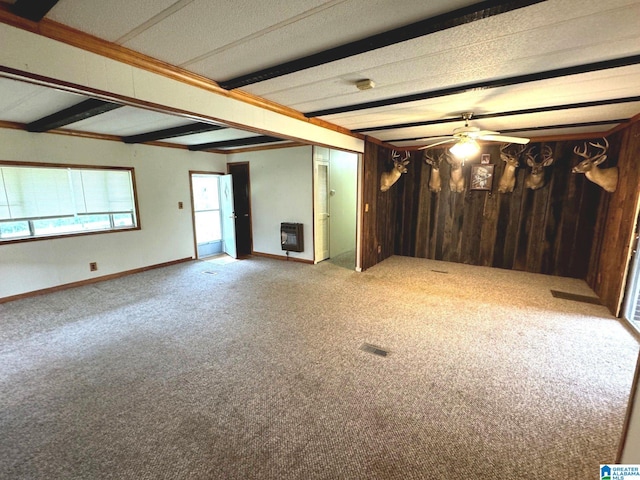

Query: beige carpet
<box><xmin>0</xmin><ymin>255</ymin><xmax>637</xmax><ymax>479</ymax></box>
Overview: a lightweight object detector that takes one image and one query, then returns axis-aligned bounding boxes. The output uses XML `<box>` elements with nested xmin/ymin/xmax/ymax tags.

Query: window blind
<box><xmin>0</xmin><ymin>165</ymin><xmax>135</xmax><ymax>221</ymax></box>
<box><xmin>71</xmin><ymin>169</ymin><xmax>134</xmax><ymax>214</ymax></box>
<box><xmin>1</xmin><ymin>166</ymin><xmax>75</xmax><ymax>220</ymax></box>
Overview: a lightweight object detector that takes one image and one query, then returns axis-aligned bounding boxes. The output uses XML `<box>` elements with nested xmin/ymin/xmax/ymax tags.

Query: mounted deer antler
<box><xmin>524</xmin><ymin>145</ymin><xmax>554</xmax><ymax>190</ymax></box>
<box><xmin>380</xmin><ymin>150</ymin><xmax>410</xmax><ymax>192</ymax></box>
<box><xmin>572</xmin><ymin>138</ymin><xmax>618</xmax><ymax>192</ymax></box>
<box><xmin>424</xmin><ymin>150</ymin><xmax>449</xmax><ymax>193</ymax></box>
<box><xmin>446</xmin><ymin>154</ymin><xmax>465</xmax><ymax>193</ymax></box>
<box><xmin>498</xmin><ymin>144</ymin><xmax>526</xmax><ymax>193</ymax></box>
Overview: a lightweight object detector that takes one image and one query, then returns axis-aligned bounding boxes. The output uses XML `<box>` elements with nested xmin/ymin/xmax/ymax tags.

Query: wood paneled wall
<box><xmin>403</xmin><ymin>141</ymin><xmax>607</xmax><ymax>277</ymax></box>
<box><xmin>587</xmin><ymin>122</ymin><xmax>640</xmax><ymax>315</ymax></box>
<box><xmin>361</xmin><ymin>122</ymin><xmax>639</xmax><ymax>315</ymax></box>
<box><xmin>361</xmin><ymin>142</ymin><xmax>398</xmax><ymax>270</ymax></box>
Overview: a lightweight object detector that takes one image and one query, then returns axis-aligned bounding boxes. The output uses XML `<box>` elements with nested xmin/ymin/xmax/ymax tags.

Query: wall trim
<box><xmin>0</xmin><ymin>257</ymin><xmax>193</xmax><ymax>304</ymax></box>
<box><xmin>251</xmin><ymin>251</ymin><xmax>314</xmax><ymax>264</ymax></box>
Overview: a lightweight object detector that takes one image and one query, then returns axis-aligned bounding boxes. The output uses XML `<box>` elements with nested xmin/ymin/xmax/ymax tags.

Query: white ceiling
<box><xmin>0</xmin><ymin>0</ymin><xmax>639</xmax><ymax>151</ymax></box>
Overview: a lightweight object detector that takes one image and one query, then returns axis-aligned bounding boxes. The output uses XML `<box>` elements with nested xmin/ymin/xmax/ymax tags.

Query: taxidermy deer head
<box><xmin>446</xmin><ymin>154</ymin><xmax>465</xmax><ymax>193</ymax></box>
<box><xmin>380</xmin><ymin>150</ymin><xmax>410</xmax><ymax>192</ymax></box>
<box><xmin>524</xmin><ymin>145</ymin><xmax>554</xmax><ymax>190</ymax></box>
<box><xmin>498</xmin><ymin>144</ymin><xmax>526</xmax><ymax>193</ymax></box>
<box><xmin>572</xmin><ymin>138</ymin><xmax>618</xmax><ymax>193</ymax></box>
<box><xmin>424</xmin><ymin>151</ymin><xmax>449</xmax><ymax>193</ymax></box>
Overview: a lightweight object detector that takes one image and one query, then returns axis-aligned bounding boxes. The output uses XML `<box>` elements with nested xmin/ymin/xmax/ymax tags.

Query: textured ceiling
<box><xmin>0</xmin><ymin>0</ymin><xmax>639</xmax><ymax>151</ymax></box>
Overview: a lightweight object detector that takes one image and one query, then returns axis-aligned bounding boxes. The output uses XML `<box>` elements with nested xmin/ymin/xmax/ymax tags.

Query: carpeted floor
<box><xmin>0</xmin><ymin>255</ymin><xmax>637</xmax><ymax>479</ymax></box>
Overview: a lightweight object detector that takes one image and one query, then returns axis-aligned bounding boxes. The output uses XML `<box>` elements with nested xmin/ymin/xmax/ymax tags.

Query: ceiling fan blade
<box><xmin>479</xmin><ymin>134</ymin><xmax>530</xmax><ymax>144</ymax></box>
<box><xmin>417</xmin><ymin>138</ymin><xmax>457</xmax><ymax>150</ymax></box>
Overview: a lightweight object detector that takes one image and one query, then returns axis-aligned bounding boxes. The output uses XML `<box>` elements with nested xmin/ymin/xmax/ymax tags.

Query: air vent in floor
<box><xmin>550</xmin><ymin>290</ymin><xmax>600</xmax><ymax>305</ymax></box>
<box><xmin>360</xmin><ymin>343</ymin><xmax>390</xmax><ymax>357</ymax></box>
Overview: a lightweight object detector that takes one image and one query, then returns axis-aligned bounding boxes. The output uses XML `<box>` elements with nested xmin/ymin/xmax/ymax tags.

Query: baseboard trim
<box><xmin>251</xmin><ymin>251</ymin><xmax>314</xmax><ymax>264</ymax></box>
<box><xmin>0</xmin><ymin>257</ymin><xmax>193</xmax><ymax>304</ymax></box>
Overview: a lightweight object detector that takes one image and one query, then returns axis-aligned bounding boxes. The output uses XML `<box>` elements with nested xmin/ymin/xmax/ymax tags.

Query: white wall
<box><xmin>0</xmin><ymin>129</ymin><xmax>225</xmax><ymax>299</ymax></box>
<box><xmin>228</xmin><ymin>146</ymin><xmax>314</xmax><ymax>262</ymax></box>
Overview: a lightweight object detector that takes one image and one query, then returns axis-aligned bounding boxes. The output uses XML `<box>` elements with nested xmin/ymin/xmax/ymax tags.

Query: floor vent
<box><xmin>431</xmin><ymin>270</ymin><xmax>448</xmax><ymax>274</ymax></box>
<box><xmin>551</xmin><ymin>290</ymin><xmax>600</xmax><ymax>305</ymax></box>
<box><xmin>360</xmin><ymin>343</ymin><xmax>389</xmax><ymax>357</ymax></box>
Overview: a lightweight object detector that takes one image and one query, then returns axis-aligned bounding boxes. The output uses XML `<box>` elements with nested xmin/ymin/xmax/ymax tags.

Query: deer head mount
<box><xmin>380</xmin><ymin>150</ymin><xmax>410</xmax><ymax>192</ymax></box>
<box><xmin>445</xmin><ymin>154</ymin><xmax>465</xmax><ymax>193</ymax></box>
<box><xmin>524</xmin><ymin>145</ymin><xmax>554</xmax><ymax>190</ymax></box>
<box><xmin>424</xmin><ymin>150</ymin><xmax>450</xmax><ymax>193</ymax></box>
<box><xmin>572</xmin><ymin>138</ymin><xmax>618</xmax><ymax>193</ymax></box>
<box><xmin>498</xmin><ymin>144</ymin><xmax>526</xmax><ymax>193</ymax></box>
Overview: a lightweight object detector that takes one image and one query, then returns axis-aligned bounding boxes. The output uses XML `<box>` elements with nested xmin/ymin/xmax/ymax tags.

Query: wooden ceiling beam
<box><xmin>25</xmin><ymin>98</ymin><xmax>123</xmax><ymax>132</ymax></box>
<box><xmin>218</xmin><ymin>0</ymin><xmax>545</xmax><ymax>90</ymax></box>
<box><xmin>188</xmin><ymin>135</ymin><xmax>286</xmax><ymax>151</ymax></box>
<box><xmin>122</xmin><ymin>122</ymin><xmax>226</xmax><ymax>144</ymax></box>
<box><xmin>11</xmin><ymin>0</ymin><xmax>59</xmax><ymax>22</ymax></box>
<box><xmin>355</xmin><ymin>96</ymin><xmax>640</xmax><ymax>133</ymax></box>
<box><xmin>388</xmin><ymin>120</ymin><xmax>629</xmax><ymax>144</ymax></box>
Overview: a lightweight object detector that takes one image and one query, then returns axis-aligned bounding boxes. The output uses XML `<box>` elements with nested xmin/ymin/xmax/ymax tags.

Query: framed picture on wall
<box><xmin>481</xmin><ymin>153</ymin><xmax>491</xmax><ymax>164</ymax></box>
<box><xmin>470</xmin><ymin>164</ymin><xmax>494</xmax><ymax>191</ymax></box>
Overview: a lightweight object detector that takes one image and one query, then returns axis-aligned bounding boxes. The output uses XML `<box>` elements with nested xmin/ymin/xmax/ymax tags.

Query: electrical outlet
<box><xmin>178</xmin><ymin>201</ymin><xmax>184</xmax><ymax>209</ymax></box>
<box><xmin>89</xmin><ymin>262</ymin><xmax>98</xmax><ymax>272</ymax></box>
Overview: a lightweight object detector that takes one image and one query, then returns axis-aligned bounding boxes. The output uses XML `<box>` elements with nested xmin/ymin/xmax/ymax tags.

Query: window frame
<box><xmin>0</xmin><ymin>160</ymin><xmax>141</xmax><ymax>245</ymax></box>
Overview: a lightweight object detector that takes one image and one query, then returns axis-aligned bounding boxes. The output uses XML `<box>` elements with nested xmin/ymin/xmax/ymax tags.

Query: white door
<box><xmin>219</xmin><ymin>174</ymin><xmax>237</xmax><ymax>259</ymax></box>
<box><xmin>314</xmin><ymin>159</ymin><xmax>330</xmax><ymax>262</ymax></box>
<box><xmin>191</xmin><ymin>174</ymin><xmax>223</xmax><ymax>258</ymax></box>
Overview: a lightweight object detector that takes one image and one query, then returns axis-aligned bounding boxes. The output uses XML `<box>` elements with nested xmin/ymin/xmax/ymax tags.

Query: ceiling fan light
<box><xmin>449</xmin><ymin>138</ymin><xmax>480</xmax><ymax>158</ymax></box>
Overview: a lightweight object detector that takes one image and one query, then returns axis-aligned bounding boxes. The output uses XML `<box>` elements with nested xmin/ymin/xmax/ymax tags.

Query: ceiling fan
<box><xmin>417</xmin><ymin>113</ymin><xmax>530</xmax><ymax>157</ymax></box>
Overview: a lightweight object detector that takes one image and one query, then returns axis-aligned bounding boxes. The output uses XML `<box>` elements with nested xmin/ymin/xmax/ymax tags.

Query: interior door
<box><xmin>219</xmin><ymin>174</ymin><xmax>237</xmax><ymax>259</ymax></box>
<box><xmin>314</xmin><ymin>159</ymin><xmax>330</xmax><ymax>262</ymax></box>
<box><xmin>228</xmin><ymin>163</ymin><xmax>252</xmax><ymax>257</ymax></box>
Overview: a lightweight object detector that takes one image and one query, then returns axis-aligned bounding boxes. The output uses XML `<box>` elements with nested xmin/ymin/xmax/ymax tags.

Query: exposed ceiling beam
<box><xmin>122</xmin><ymin>122</ymin><xmax>226</xmax><ymax>144</ymax></box>
<box><xmin>354</xmin><ymin>96</ymin><xmax>640</xmax><ymax>133</ymax></box>
<box><xmin>11</xmin><ymin>0</ymin><xmax>59</xmax><ymax>22</ymax></box>
<box><xmin>188</xmin><ymin>135</ymin><xmax>286</xmax><ymax>151</ymax></box>
<box><xmin>25</xmin><ymin>99</ymin><xmax>123</xmax><ymax>132</ymax></box>
<box><xmin>305</xmin><ymin>55</ymin><xmax>640</xmax><ymax>118</ymax></box>
<box><xmin>218</xmin><ymin>0</ymin><xmax>545</xmax><ymax>90</ymax></box>
<box><xmin>499</xmin><ymin>120</ymin><xmax>629</xmax><ymax>134</ymax></box>
<box><xmin>388</xmin><ymin>120</ymin><xmax>629</xmax><ymax>143</ymax></box>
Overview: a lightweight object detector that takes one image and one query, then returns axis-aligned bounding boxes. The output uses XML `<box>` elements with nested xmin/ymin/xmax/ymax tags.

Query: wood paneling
<box><xmin>589</xmin><ymin>122</ymin><xmax>640</xmax><ymax>315</ymax></box>
<box><xmin>361</xmin><ymin>141</ymin><xmax>400</xmax><ymax>270</ymax></box>
<box><xmin>361</xmin><ymin>138</ymin><xmax>611</xmax><ymax>278</ymax></box>
<box><xmin>361</xmin><ymin>127</ymin><xmax>639</xmax><ymax>316</ymax></box>
<box><xmin>390</xmin><ymin>141</ymin><xmax>604</xmax><ymax>278</ymax></box>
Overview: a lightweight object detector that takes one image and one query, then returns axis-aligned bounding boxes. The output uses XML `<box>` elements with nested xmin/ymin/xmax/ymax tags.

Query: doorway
<box><xmin>313</xmin><ymin>147</ymin><xmax>358</xmax><ymax>268</ymax></box>
<box><xmin>190</xmin><ymin>173</ymin><xmax>223</xmax><ymax>258</ymax></box>
<box><xmin>622</xmin><ymin>210</ymin><xmax>640</xmax><ymax>331</ymax></box>
<box><xmin>314</xmin><ymin>157</ymin><xmax>330</xmax><ymax>262</ymax></box>
<box><xmin>227</xmin><ymin>162</ymin><xmax>253</xmax><ymax>257</ymax></box>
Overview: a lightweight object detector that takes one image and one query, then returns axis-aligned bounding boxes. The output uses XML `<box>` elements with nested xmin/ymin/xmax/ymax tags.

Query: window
<box><xmin>0</xmin><ymin>163</ymin><xmax>138</xmax><ymax>243</ymax></box>
<box><xmin>191</xmin><ymin>174</ymin><xmax>221</xmax><ymax>244</ymax></box>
